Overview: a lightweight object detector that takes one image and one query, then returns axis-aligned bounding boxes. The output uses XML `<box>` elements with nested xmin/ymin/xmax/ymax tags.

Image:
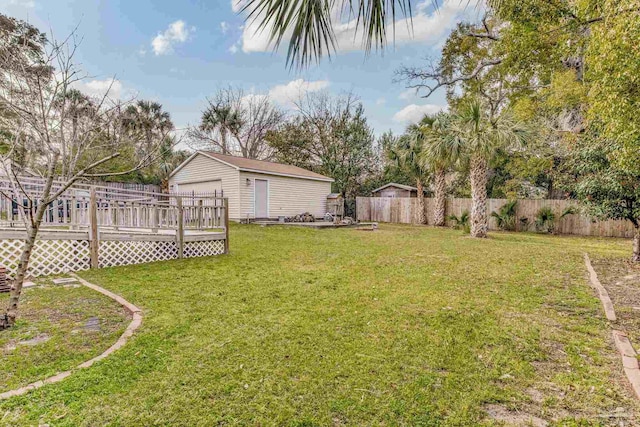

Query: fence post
<box><xmin>89</xmin><ymin>187</ymin><xmax>99</xmax><ymax>269</ymax></box>
<box><xmin>197</xmin><ymin>199</ymin><xmax>203</xmax><ymax>229</ymax></box>
<box><xmin>223</xmin><ymin>198</ymin><xmax>229</xmax><ymax>254</ymax></box>
<box><xmin>152</xmin><ymin>205</ymin><xmax>159</xmax><ymax>233</ymax></box>
<box><xmin>113</xmin><ymin>203</ymin><xmax>119</xmax><ymax>231</ymax></box>
<box><xmin>70</xmin><ymin>191</ymin><xmax>77</xmax><ymax>230</ymax></box>
<box><xmin>177</xmin><ymin>197</ymin><xmax>184</xmax><ymax>259</ymax></box>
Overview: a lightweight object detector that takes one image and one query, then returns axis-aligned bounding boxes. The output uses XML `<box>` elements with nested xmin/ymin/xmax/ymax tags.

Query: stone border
<box><xmin>613</xmin><ymin>330</ymin><xmax>640</xmax><ymax>399</ymax></box>
<box><xmin>0</xmin><ymin>274</ymin><xmax>142</xmax><ymax>400</ymax></box>
<box><xmin>584</xmin><ymin>253</ymin><xmax>640</xmax><ymax>400</ymax></box>
<box><xmin>583</xmin><ymin>253</ymin><xmax>616</xmax><ymax>321</ymax></box>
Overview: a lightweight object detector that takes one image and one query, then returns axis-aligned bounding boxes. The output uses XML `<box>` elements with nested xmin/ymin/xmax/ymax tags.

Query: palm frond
<box><xmin>242</xmin><ymin>0</ymin><xmax>414</xmax><ymax>69</ymax></box>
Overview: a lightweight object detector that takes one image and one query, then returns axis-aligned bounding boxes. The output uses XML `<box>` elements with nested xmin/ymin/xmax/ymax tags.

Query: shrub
<box><xmin>491</xmin><ymin>200</ymin><xmax>518</xmax><ymax>231</ymax></box>
<box><xmin>535</xmin><ymin>206</ymin><xmax>576</xmax><ymax>234</ymax></box>
<box><xmin>448</xmin><ymin>210</ymin><xmax>470</xmax><ymax>234</ymax></box>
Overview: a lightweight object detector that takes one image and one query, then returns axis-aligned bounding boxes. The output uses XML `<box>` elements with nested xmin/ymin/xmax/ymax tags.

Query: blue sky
<box><xmin>1</xmin><ymin>0</ymin><xmax>483</xmax><ymax>140</ymax></box>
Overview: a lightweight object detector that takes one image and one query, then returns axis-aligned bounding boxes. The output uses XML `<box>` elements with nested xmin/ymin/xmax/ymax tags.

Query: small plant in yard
<box><xmin>535</xmin><ymin>206</ymin><xmax>576</xmax><ymax>233</ymax></box>
<box><xmin>491</xmin><ymin>200</ymin><xmax>518</xmax><ymax>231</ymax></box>
<box><xmin>448</xmin><ymin>210</ymin><xmax>470</xmax><ymax>233</ymax></box>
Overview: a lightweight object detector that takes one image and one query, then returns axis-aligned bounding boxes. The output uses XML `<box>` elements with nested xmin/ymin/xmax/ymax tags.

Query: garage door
<box><xmin>176</xmin><ymin>180</ymin><xmax>222</xmax><ymax>195</ymax></box>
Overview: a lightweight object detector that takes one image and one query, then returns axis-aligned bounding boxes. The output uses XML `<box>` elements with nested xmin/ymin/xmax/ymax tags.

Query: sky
<box><xmin>0</xmin><ymin>0</ymin><xmax>484</xmax><ymax>143</ymax></box>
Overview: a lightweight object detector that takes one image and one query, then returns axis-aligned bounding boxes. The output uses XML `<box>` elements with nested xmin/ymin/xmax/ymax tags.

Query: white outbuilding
<box><xmin>168</xmin><ymin>151</ymin><xmax>334</xmax><ymax>221</ymax></box>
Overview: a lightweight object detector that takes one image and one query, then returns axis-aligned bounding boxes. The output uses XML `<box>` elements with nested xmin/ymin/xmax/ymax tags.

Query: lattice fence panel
<box><xmin>184</xmin><ymin>240</ymin><xmax>225</xmax><ymax>258</ymax></box>
<box><xmin>0</xmin><ymin>239</ymin><xmax>90</xmax><ymax>277</ymax></box>
<box><xmin>99</xmin><ymin>240</ymin><xmax>178</xmax><ymax>268</ymax></box>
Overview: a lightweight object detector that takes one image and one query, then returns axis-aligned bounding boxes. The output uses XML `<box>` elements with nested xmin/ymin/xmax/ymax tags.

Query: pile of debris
<box><xmin>0</xmin><ymin>266</ymin><xmax>10</xmax><ymax>293</ymax></box>
<box><xmin>285</xmin><ymin>212</ymin><xmax>316</xmax><ymax>223</ymax></box>
<box><xmin>339</xmin><ymin>216</ymin><xmax>355</xmax><ymax>225</ymax></box>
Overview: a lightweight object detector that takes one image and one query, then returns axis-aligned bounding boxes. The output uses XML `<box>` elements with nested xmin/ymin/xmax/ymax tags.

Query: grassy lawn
<box><xmin>0</xmin><ymin>282</ymin><xmax>129</xmax><ymax>391</ymax></box>
<box><xmin>0</xmin><ymin>224</ymin><xmax>638</xmax><ymax>426</ymax></box>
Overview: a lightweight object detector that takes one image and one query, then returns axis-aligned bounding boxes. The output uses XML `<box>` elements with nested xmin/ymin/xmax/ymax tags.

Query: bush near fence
<box><xmin>356</xmin><ymin>197</ymin><xmax>636</xmax><ymax>238</ymax></box>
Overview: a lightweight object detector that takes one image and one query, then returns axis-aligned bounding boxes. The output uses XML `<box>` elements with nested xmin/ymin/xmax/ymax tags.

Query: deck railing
<box><xmin>0</xmin><ymin>178</ymin><xmax>229</xmax><ymax>277</ymax></box>
<box><xmin>0</xmin><ymin>177</ymin><xmax>225</xmax><ymax>231</ymax></box>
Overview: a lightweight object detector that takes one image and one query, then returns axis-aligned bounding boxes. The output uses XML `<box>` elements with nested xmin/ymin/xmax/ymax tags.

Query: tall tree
<box><xmin>122</xmin><ymin>100</ymin><xmax>174</xmax><ymax>155</ymax></box>
<box><xmin>267</xmin><ymin>91</ymin><xmax>377</xmax><ymax>197</ymax></box>
<box><xmin>569</xmin><ymin>135</ymin><xmax>640</xmax><ymax>261</ymax></box>
<box><xmin>389</xmin><ymin>125</ymin><xmax>430</xmax><ymax>224</ymax></box>
<box><xmin>0</xmin><ymin>21</ymin><xmax>167</xmax><ymax>329</ymax></box>
<box><xmin>189</xmin><ymin>87</ymin><xmax>284</xmax><ymax>160</ymax></box>
<box><xmin>449</xmin><ymin>98</ymin><xmax>529</xmax><ymax>237</ymax></box>
<box><xmin>420</xmin><ymin>112</ymin><xmax>461</xmax><ymax>226</ymax></box>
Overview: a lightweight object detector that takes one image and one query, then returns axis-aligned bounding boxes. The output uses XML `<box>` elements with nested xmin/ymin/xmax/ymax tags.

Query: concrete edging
<box><xmin>584</xmin><ymin>253</ymin><xmax>640</xmax><ymax>400</ymax></box>
<box><xmin>583</xmin><ymin>253</ymin><xmax>617</xmax><ymax>321</ymax></box>
<box><xmin>0</xmin><ymin>274</ymin><xmax>142</xmax><ymax>400</ymax></box>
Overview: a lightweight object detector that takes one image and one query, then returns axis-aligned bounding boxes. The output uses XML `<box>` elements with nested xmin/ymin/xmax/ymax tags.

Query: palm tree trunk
<box><xmin>634</xmin><ymin>226</ymin><xmax>640</xmax><ymax>262</ymax></box>
<box><xmin>433</xmin><ymin>167</ymin><xmax>446</xmax><ymax>227</ymax></box>
<box><xmin>416</xmin><ymin>180</ymin><xmax>426</xmax><ymax>225</ymax></box>
<box><xmin>469</xmin><ymin>154</ymin><xmax>488</xmax><ymax>238</ymax></box>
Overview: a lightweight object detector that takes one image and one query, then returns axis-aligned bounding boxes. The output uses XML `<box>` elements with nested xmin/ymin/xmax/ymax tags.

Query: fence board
<box><xmin>356</xmin><ymin>197</ymin><xmax>635</xmax><ymax>238</ymax></box>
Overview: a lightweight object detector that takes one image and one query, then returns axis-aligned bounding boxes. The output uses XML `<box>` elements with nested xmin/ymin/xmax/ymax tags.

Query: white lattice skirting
<box><xmin>0</xmin><ymin>239</ymin><xmax>90</xmax><ymax>277</ymax></box>
<box><xmin>184</xmin><ymin>240</ymin><xmax>225</xmax><ymax>258</ymax></box>
<box><xmin>0</xmin><ymin>236</ymin><xmax>225</xmax><ymax>277</ymax></box>
<box><xmin>99</xmin><ymin>240</ymin><xmax>178</xmax><ymax>268</ymax></box>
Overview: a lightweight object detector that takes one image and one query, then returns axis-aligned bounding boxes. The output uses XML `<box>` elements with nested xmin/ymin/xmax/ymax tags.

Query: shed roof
<box><xmin>371</xmin><ymin>182</ymin><xmax>419</xmax><ymax>193</ymax></box>
<box><xmin>170</xmin><ymin>151</ymin><xmax>334</xmax><ymax>182</ymax></box>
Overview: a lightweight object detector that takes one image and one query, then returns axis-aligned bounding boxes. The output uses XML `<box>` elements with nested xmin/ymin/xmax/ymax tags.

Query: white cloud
<box><xmin>151</xmin><ymin>20</ymin><xmax>194</xmax><ymax>56</ymax></box>
<box><xmin>0</xmin><ymin>0</ymin><xmax>35</xmax><ymax>9</ymax></box>
<box><xmin>393</xmin><ymin>104</ymin><xmax>447</xmax><ymax>124</ymax></box>
<box><xmin>376</xmin><ymin>97</ymin><xmax>386</xmax><ymax>106</ymax></box>
<box><xmin>236</xmin><ymin>0</ymin><xmax>480</xmax><ymax>54</ymax></box>
<box><xmin>220</xmin><ymin>21</ymin><xmax>229</xmax><ymax>34</ymax></box>
<box><xmin>268</xmin><ymin>79</ymin><xmax>330</xmax><ymax>106</ymax></box>
<box><xmin>74</xmin><ymin>78</ymin><xmax>124</xmax><ymax>99</ymax></box>
<box><xmin>229</xmin><ymin>42</ymin><xmax>239</xmax><ymax>54</ymax></box>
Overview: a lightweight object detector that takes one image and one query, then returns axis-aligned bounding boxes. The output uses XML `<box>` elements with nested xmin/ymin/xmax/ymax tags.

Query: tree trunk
<box><xmin>433</xmin><ymin>167</ymin><xmax>446</xmax><ymax>227</ymax></box>
<box><xmin>3</xmin><ymin>224</ymin><xmax>38</xmax><ymax>328</ymax></box>
<box><xmin>634</xmin><ymin>226</ymin><xmax>640</xmax><ymax>263</ymax></box>
<box><xmin>469</xmin><ymin>154</ymin><xmax>488</xmax><ymax>238</ymax></box>
<box><xmin>416</xmin><ymin>179</ymin><xmax>426</xmax><ymax>225</ymax></box>
<box><xmin>2</xmin><ymin>155</ymin><xmax>58</xmax><ymax>329</ymax></box>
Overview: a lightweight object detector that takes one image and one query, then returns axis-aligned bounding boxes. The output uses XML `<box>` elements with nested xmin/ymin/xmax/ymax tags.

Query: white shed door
<box><xmin>177</xmin><ymin>180</ymin><xmax>222</xmax><ymax>195</ymax></box>
<box><xmin>254</xmin><ymin>179</ymin><xmax>268</xmax><ymax>218</ymax></box>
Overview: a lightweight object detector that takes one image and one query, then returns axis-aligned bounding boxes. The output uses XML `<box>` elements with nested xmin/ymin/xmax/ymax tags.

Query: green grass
<box><xmin>0</xmin><ymin>283</ymin><xmax>128</xmax><ymax>391</ymax></box>
<box><xmin>0</xmin><ymin>224</ymin><xmax>637</xmax><ymax>426</ymax></box>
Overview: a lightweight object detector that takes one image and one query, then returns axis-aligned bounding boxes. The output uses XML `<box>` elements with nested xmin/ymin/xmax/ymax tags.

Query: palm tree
<box><xmin>389</xmin><ymin>125</ymin><xmax>430</xmax><ymax>224</ymax></box>
<box><xmin>123</xmin><ymin>101</ymin><xmax>174</xmax><ymax>155</ymax></box>
<box><xmin>419</xmin><ymin>112</ymin><xmax>461</xmax><ymax>227</ymax></box>
<box><xmin>449</xmin><ymin>98</ymin><xmax>530</xmax><ymax>238</ymax></box>
<box><xmin>199</xmin><ymin>103</ymin><xmax>243</xmax><ymax>155</ymax></box>
<box><xmin>242</xmin><ymin>0</ymin><xmax>413</xmax><ymax>68</ymax></box>
<box><xmin>54</xmin><ymin>89</ymin><xmax>97</xmax><ymax>178</ymax></box>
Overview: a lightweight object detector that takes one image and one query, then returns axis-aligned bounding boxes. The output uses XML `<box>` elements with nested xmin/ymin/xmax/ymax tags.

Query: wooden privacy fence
<box><xmin>356</xmin><ymin>197</ymin><xmax>636</xmax><ymax>238</ymax></box>
<box><xmin>0</xmin><ymin>182</ymin><xmax>229</xmax><ymax>277</ymax></box>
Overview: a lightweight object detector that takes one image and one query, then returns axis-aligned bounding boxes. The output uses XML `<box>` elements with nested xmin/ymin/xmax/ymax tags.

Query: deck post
<box><xmin>113</xmin><ymin>203</ymin><xmax>119</xmax><ymax>231</ymax></box>
<box><xmin>70</xmin><ymin>191</ymin><xmax>77</xmax><ymax>230</ymax></box>
<box><xmin>197</xmin><ymin>199</ymin><xmax>203</xmax><ymax>230</ymax></box>
<box><xmin>177</xmin><ymin>197</ymin><xmax>184</xmax><ymax>259</ymax></box>
<box><xmin>89</xmin><ymin>187</ymin><xmax>99</xmax><ymax>269</ymax></box>
<box><xmin>152</xmin><ymin>205</ymin><xmax>159</xmax><ymax>233</ymax></box>
<box><xmin>223</xmin><ymin>198</ymin><xmax>229</xmax><ymax>254</ymax></box>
